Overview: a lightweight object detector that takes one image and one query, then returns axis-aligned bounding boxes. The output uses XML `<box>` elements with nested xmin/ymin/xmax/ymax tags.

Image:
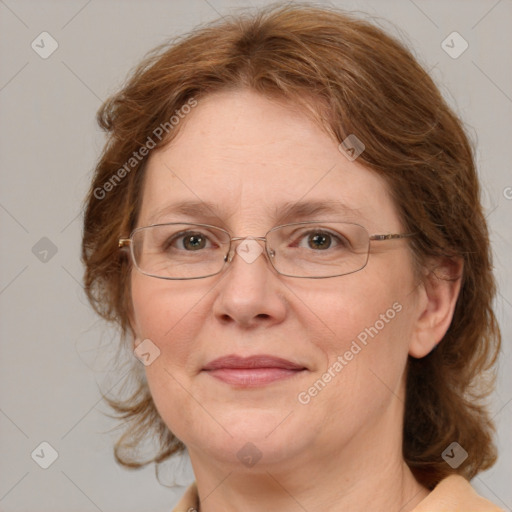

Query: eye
<box><xmin>306</xmin><ymin>232</ymin><xmax>332</xmax><ymax>250</ymax></box>
<box><xmin>295</xmin><ymin>229</ymin><xmax>349</xmax><ymax>251</ymax></box>
<box><xmin>166</xmin><ymin>231</ymin><xmax>213</xmax><ymax>251</ymax></box>
<box><xmin>181</xmin><ymin>232</ymin><xmax>208</xmax><ymax>250</ymax></box>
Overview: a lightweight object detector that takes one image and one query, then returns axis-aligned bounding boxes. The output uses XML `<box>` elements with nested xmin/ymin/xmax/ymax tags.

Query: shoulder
<box><xmin>171</xmin><ymin>477</ymin><xmax>504</xmax><ymax>512</ymax></box>
<box><xmin>412</xmin><ymin>475</ymin><xmax>504</xmax><ymax>512</ymax></box>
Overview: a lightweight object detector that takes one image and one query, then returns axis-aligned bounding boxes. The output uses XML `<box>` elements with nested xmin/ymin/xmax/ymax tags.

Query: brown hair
<box><xmin>81</xmin><ymin>3</ymin><xmax>501</xmax><ymax>489</ymax></box>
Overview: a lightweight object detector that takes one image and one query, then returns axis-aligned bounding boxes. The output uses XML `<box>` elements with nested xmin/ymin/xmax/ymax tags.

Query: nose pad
<box><xmin>224</xmin><ymin>239</ymin><xmax>275</xmax><ymax>266</ymax></box>
<box><xmin>225</xmin><ymin>249</ymin><xmax>234</xmax><ymax>264</ymax></box>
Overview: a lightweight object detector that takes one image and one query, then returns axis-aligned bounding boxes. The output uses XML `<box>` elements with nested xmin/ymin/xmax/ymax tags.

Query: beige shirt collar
<box><xmin>171</xmin><ymin>475</ymin><xmax>503</xmax><ymax>512</ymax></box>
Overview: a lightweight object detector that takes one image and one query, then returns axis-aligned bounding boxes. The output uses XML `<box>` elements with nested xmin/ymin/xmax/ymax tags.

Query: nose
<box><xmin>212</xmin><ymin>238</ymin><xmax>287</xmax><ymax>329</ymax></box>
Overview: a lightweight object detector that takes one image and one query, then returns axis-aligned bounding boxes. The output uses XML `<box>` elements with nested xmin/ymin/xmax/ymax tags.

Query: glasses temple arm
<box><xmin>369</xmin><ymin>233</ymin><xmax>416</xmax><ymax>241</ymax></box>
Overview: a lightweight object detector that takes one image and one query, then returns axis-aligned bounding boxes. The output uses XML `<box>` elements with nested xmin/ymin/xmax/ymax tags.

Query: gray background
<box><xmin>0</xmin><ymin>0</ymin><xmax>511</xmax><ymax>511</ymax></box>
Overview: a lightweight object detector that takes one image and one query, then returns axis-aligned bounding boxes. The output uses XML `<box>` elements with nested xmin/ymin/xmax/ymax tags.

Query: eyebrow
<box><xmin>146</xmin><ymin>199</ymin><xmax>367</xmax><ymax>226</ymax></box>
<box><xmin>274</xmin><ymin>200</ymin><xmax>366</xmax><ymax>224</ymax></box>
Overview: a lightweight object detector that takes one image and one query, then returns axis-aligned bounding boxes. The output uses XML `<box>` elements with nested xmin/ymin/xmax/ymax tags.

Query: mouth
<box><xmin>202</xmin><ymin>355</ymin><xmax>308</xmax><ymax>387</ymax></box>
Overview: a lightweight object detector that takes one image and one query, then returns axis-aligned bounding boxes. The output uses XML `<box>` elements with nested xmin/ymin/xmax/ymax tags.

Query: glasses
<box><xmin>119</xmin><ymin>221</ymin><xmax>415</xmax><ymax>280</ymax></box>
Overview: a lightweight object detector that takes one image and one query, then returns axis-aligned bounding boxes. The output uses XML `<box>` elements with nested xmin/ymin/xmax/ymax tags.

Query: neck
<box><xmin>188</xmin><ymin>432</ymin><xmax>429</xmax><ymax>512</ymax></box>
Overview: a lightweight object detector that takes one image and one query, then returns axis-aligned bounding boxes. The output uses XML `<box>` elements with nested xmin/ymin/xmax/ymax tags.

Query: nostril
<box><xmin>220</xmin><ymin>313</ymin><xmax>233</xmax><ymax>323</ymax></box>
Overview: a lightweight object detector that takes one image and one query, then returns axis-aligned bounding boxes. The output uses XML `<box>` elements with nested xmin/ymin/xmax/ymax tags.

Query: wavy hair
<box><xmin>81</xmin><ymin>3</ymin><xmax>501</xmax><ymax>489</ymax></box>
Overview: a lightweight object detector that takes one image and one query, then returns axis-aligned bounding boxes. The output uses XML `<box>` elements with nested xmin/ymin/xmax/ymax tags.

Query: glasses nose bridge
<box><xmin>230</xmin><ymin>235</ymin><xmax>267</xmax><ymax>243</ymax></box>
<box><xmin>225</xmin><ymin>235</ymin><xmax>273</xmax><ymax>264</ymax></box>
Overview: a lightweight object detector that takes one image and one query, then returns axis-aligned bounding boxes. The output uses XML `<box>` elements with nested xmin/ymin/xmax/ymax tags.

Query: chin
<box><xmin>181</xmin><ymin>409</ymin><xmax>310</xmax><ymax>467</ymax></box>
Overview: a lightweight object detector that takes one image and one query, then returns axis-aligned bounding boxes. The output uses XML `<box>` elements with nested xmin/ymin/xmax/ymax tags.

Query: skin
<box><xmin>130</xmin><ymin>89</ymin><xmax>462</xmax><ymax>512</ymax></box>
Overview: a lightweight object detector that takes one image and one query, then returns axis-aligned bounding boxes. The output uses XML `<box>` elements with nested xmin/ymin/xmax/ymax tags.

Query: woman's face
<box><xmin>130</xmin><ymin>89</ymin><xmax>424</xmax><ymax>471</ymax></box>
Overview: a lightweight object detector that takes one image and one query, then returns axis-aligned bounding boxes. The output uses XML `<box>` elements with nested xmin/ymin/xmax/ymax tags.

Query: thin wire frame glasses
<box><xmin>118</xmin><ymin>221</ymin><xmax>415</xmax><ymax>280</ymax></box>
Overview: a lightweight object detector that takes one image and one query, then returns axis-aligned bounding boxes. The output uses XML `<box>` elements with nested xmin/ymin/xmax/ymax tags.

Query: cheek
<box><xmin>296</xmin><ymin>272</ymin><xmax>414</xmax><ymax>406</ymax></box>
<box><xmin>130</xmin><ymin>273</ymin><xmax>204</xmax><ymax>345</ymax></box>
<box><xmin>130</xmin><ymin>275</ymin><xmax>207</xmax><ymax>440</ymax></box>
<box><xmin>129</xmin><ymin>274</ymin><xmax>210</xmax><ymax>412</ymax></box>
<box><xmin>293</xmin><ymin>271</ymin><xmax>411</xmax><ymax>354</ymax></box>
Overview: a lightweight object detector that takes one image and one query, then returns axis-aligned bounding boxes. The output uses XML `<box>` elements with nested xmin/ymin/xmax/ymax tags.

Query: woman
<box><xmin>82</xmin><ymin>4</ymin><xmax>502</xmax><ymax>511</ymax></box>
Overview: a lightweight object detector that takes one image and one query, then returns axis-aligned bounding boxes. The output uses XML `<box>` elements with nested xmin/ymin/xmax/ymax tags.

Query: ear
<box><xmin>124</xmin><ymin>274</ymin><xmax>140</xmax><ymax>349</ymax></box>
<box><xmin>125</xmin><ymin>302</ymin><xmax>141</xmax><ymax>351</ymax></box>
<box><xmin>127</xmin><ymin>310</ymin><xmax>141</xmax><ymax>350</ymax></box>
<box><xmin>408</xmin><ymin>257</ymin><xmax>463</xmax><ymax>358</ymax></box>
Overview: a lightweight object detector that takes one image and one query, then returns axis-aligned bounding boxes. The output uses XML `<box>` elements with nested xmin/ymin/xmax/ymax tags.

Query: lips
<box><xmin>203</xmin><ymin>355</ymin><xmax>305</xmax><ymax>371</ymax></box>
<box><xmin>202</xmin><ymin>355</ymin><xmax>307</xmax><ymax>387</ymax></box>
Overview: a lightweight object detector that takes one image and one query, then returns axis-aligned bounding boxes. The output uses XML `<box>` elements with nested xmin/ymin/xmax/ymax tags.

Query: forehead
<box><xmin>138</xmin><ymin>89</ymin><xmax>400</xmax><ymax>232</ymax></box>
